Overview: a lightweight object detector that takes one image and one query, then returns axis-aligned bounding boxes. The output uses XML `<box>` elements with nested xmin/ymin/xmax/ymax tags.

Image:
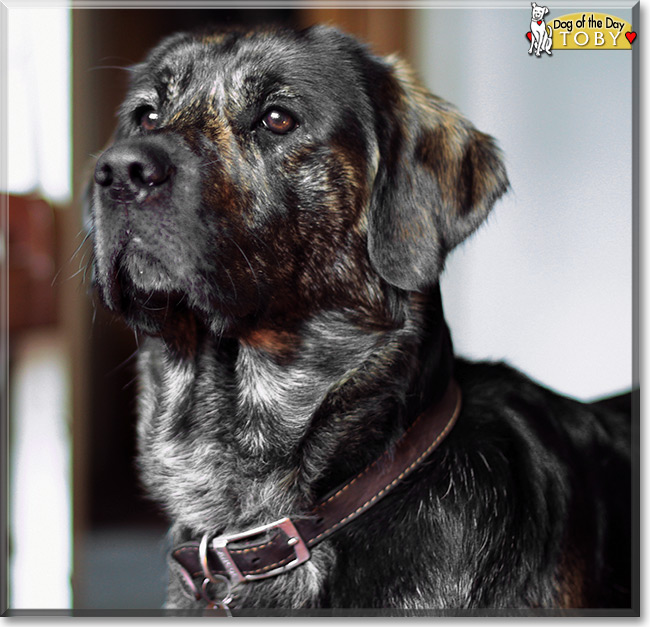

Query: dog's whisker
<box><xmin>198</xmin><ymin>158</ymin><xmax>223</xmax><ymax>168</ymax></box>
<box><xmin>231</xmin><ymin>240</ymin><xmax>262</xmax><ymax>312</ymax></box>
<box><xmin>207</xmin><ymin>254</ymin><xmax>238</xmax><ymax>303</ymax></box>
<box><xmin>66</xmin><ymin>264</ymin><xmax>89</xmax><ymax>282</ymax></box>
<box><xmin>81</xmin><ymin>252</ymin><xmax>95</xmax><ymax>286</ymax></box>
<box><xmin>121</xmin><ymin>374</ymin><xmax>139</xmax><ymax>391</ymax></box>
<box><xmin>88</xmin><ymin>65</ymin><xmax>137</xmax><ymax>73</ymax></box>
<box><xmin>106</xmin><ymin>347</ymin><xmax>140</xmax><ymax>377</ymax></box>
<box><xmin>55</xmin><ymin>230</ymin><xmax>95</xmax><ymax>287</ymax></box>
<box><xmin>89</xmin><ymin>56</ymin><xmax>137</xmax><ymax>72</ymax></box>
<box><xmin>477</xmin><ymin>450</ymin><xmax>492</xmax><ymax>473</ymax></box>
<box><xmin>67</xmin><ymin>228</ymin><xmax>93</xmax><ymax>263</ymax></box>
<box><xmin>50</xmin><ymin>269</ymin><xmax>64</xmax><ymax>287</ymax></box>
<box><xmin>247</xmin><ymin>230</ymin><xmax>282</xmax><ymax>268</ymax></box>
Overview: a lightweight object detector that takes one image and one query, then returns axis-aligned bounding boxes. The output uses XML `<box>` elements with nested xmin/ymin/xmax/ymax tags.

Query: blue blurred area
<box><xmin>410</xmin><ymin>7</ymin><xmax>633</xmax><ymax>400</ymax></box>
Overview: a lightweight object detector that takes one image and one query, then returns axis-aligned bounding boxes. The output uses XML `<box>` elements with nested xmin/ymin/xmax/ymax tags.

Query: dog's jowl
<box><xmin>88</xmin><ymin>25</ymin><xmax>631</xmax><ymax>611</ymax></box>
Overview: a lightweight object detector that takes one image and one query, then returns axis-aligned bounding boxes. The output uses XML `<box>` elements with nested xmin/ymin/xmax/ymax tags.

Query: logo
<box><xmin>526</xmin><ymin>4</ymin><xmax>637</xmax><ymax>53</ymax></box>
<box><xmin>527</xmin><ymin>3</ymin><xmax>553</xmax><ymax>56</ymax></box>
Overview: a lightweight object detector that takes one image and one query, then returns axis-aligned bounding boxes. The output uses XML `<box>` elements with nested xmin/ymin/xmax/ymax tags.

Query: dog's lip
<box><xmin>105</xmin><ymin>249</ymin><xmax>175</xmax><ymax>311</ymax></box>
<box><xmin>111</xmin><ymin>261</ymin><xmax>191</xmax><ymax>330</ymax></box>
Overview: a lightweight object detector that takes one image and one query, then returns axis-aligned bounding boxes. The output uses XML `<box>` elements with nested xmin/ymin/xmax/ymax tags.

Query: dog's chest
<box><xmin>233</xmin><ymin>346</ymin><xmax>336</xmax><ymax>455</ymax></box>
<box><xmin>135</xmin><ymin>345</ymin><xmax>290</xmax><ymax>530</ymax></box>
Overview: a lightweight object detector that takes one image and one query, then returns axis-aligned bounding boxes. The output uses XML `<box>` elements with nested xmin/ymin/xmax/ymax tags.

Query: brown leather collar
<box><xmin>171</xmin><ymin>378</ymin><xmax>462</xmax><ymax>608</ymax></box>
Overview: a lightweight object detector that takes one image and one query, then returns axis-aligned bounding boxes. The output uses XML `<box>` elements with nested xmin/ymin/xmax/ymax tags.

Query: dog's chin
<box><xmin>112</xmin><ymin>270</ymin><xmax>189</xmax><ymax>333</ymax></box>
<box><xmin>96</xmin><ymin>259</ymin><xmax>240</xmax><ymax>354</ymax></box>
<box><xmin>93</xmin><ymin>257</ymin><xmax>196</xmax><ymax>348</ymax></box>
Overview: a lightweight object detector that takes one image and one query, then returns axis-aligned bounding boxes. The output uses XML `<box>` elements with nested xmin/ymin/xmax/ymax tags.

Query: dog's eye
<box><xmin>261</xmin><ymin>108</ymin><xmax>297</xmax><ymax>135</ymax></box>
<box><xmin>136</xmin><ymin>106</ymin><xmax>160</xmax><ymax>131</ymax></box>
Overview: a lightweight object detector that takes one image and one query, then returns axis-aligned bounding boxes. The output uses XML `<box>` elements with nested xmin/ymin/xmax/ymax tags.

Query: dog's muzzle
<box><xmin>90</xmin><ymin>136</ymin><xmax>195</xmax><ymax>327</ymax></box>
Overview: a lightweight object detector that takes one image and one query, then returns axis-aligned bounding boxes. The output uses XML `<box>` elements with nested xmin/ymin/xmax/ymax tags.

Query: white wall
<box><xmin>7</xmin><ymin>6</ymin><xmax>73</xmax><ymax>610</ymax></box>
<box><xmin>10</xmin><ymin>332</ymin><xmax>72</xmax><ymax>609</ymax></box>
<box><xmin>409</xmin><ymin>6</ymin><xmax>633</xmax><ymax>400</ymax></box>
<box><xmin>6</xmin><ymin>7</ymin><xmax>71</xmax><ymax>203</ymax></box>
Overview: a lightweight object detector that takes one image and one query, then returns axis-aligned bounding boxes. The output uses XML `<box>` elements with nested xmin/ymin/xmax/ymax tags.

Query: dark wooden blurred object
<box><xmin>298</xmin><ymin>9</ymin><xmax>408</xmax><ymax>57</ymax></box>
<box><xmin>8</xmin><ymin>195</ymin><xmax>59</xmax><ymax>331</ymax></box>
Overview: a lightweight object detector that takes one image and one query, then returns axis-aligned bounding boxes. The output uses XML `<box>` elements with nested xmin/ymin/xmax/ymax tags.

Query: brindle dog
<box><xmin>88</xmin><ymin>25</ymin><xmax>632</xmax><ymax>612</ymax></box>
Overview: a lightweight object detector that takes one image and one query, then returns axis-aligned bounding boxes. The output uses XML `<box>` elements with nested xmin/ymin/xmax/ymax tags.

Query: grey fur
<box><xmin>137</xmin><ymin>306</ymin><xmax>428</xmax><ymax>609</ymax></box>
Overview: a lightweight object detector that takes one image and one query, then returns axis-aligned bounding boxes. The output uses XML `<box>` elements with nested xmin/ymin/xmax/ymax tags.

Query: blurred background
<box><xmin>3</xmin><ymin>2</ymin><xmax>637</xmax><ymax>613</ymax></box>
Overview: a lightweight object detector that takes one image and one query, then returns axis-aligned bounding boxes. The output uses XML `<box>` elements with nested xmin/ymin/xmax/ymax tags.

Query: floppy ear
<box><xmin>367</xmin><ymin>58</ymin><xmax>509</xmax><ymax>292</ymax></box>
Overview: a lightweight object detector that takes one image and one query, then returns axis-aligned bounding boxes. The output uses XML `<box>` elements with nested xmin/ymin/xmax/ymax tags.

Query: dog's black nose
<box><xmin>94</xmin><ymin>142</ymin><xmax>172</xmax><ymax>192</ymax></box>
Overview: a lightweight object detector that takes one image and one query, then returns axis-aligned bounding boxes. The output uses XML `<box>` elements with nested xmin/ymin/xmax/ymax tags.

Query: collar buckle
<box><xmin>201</xmin><ymin>516</ymin><xmax>310</xmax><ymax>585</ymax></box>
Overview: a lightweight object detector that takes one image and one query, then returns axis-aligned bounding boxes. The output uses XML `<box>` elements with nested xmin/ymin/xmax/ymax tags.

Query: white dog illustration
<box><xmin>529</xmin><ymin>2</ymin><xmax>553</xmax><ymax>56</ymax></box>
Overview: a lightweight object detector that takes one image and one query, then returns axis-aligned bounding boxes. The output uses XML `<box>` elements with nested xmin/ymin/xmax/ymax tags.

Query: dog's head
<box><xmin>88</xmin><ymin>26</ymin><xmax>508</xmax><ymax>338</ymax></box>
<box><xmin>531</xmin><ymin>3</ymin><xmax>549</xmax><ymax>20</ymax></box>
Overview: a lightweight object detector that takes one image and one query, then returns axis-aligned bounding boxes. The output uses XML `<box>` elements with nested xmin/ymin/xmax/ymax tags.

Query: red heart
<box><xmin>537</xmin><ymin>20</ymin><xmax>542</xmax><ymax>25</ymax></box>
<box><xmin>625</xmin><ymin>31</ymin><xmax>637</xmax><ymax>44</ymax></box>
<box><xmin>526</xmin><ymin>32</ymin><xmax>532</xmax><ymax>40</ymax></box>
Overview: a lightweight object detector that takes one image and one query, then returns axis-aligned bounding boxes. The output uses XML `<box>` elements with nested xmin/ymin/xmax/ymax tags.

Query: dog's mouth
<box><xmin>95</xmin><ymin>232</ymin><xmax>262</xmax><ymax>342</ymax></box>
<box><xmin>103</xmin><ymin>250</ymin><xmax>194</xmax><ymax>335</ymax></box>
<box><xmin>117</xmin><ymin>271</ymin><xmax>184</xmax><ymax>320</ymax></box>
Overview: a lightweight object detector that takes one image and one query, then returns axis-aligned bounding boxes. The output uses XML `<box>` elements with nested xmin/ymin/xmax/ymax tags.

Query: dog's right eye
<box><xmin>261</xmin><ymin>108</ymin><xmax>297</xmax><ymax>135</ymax></box>
<box><xmin>135</xmin><ymin>106</ymin><xmax>160</xmax><ymax>131</ymax></box>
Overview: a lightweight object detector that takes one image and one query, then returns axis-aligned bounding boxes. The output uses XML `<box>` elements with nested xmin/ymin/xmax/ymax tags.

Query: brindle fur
<box><xmin>88</xmin><ymin>25</ymin><xmax>631</xmax><ymax>611</ymax></box>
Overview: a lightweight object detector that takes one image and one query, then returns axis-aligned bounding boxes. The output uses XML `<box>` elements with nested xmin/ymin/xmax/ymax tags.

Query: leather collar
<box><xmin>171</xmin><ymin>378</ymin><xmax>461</xmax><ymax>608</ymax></box>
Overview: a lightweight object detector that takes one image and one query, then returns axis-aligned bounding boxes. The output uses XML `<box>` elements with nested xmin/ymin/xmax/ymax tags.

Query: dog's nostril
<box><xmin>94</xmin><ymin>162</ymin><xmax>114</xmax><ymax>187</ymax></box>
<box><xmin>128</xmin><ymin>162</ymin><xmax>148</xmax><ymax>187</ymax></box>
<box><xmin>129</xmin><ymin>159</ymin><xmax>171</xmax><ymax>188</ymax></box>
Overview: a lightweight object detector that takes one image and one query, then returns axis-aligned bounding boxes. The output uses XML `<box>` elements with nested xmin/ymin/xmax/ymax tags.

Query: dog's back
<box><xmin>322</xmin><ymin>359</ymin><xmax>631</xmax><ymax>609</ymax></box>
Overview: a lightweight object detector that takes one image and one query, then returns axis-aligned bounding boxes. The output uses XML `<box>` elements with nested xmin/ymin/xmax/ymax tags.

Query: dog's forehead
<box><xmin>147</xmin><ymin>30</ymin><xmax>351</xmax><ymax>109</ymax></box>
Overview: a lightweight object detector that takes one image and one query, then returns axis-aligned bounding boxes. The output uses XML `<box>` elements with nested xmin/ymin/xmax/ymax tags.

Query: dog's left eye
<box><xmin>261</xmin><ymin>108</ymin><xmax>297</xmax><ymax>135</ymax></box>
<box><xmin>136</xmin><ymin>106</ymin><xmax>160</xmax><ymax>131</ymax></box>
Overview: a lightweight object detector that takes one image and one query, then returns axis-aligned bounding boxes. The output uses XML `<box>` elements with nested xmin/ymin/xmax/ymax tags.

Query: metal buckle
<box><xmin>201</xmin><ymin>516</ymin><xmax>310</xmax><ymax>585</ymax></box>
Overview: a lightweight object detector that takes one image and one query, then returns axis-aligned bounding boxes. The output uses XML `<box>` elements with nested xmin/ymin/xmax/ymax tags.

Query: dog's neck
<box><xmin>290</xmin><ymin>287</ymin><xmax>454</xmax><ymax>497</ymax></box>
<box><xmin>137</xmin><ymin>286</ymin><xmax>454</xmax><ymax>533</ymax></box>
<box><xmin>230</xmin><ymin>286</ymin><xmax>452</xmax><ymax>481</ymax></box>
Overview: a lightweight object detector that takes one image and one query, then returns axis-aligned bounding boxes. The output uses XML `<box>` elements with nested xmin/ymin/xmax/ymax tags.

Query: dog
<box><xmin>87</xmin><ymin>25</ymin><xmax>632</xmax><ymax>612</ymax></box>
<box><xmin>529</xmin><ymin>2</ymin><xmax>553</xmax><ymax>56</ymax></box>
